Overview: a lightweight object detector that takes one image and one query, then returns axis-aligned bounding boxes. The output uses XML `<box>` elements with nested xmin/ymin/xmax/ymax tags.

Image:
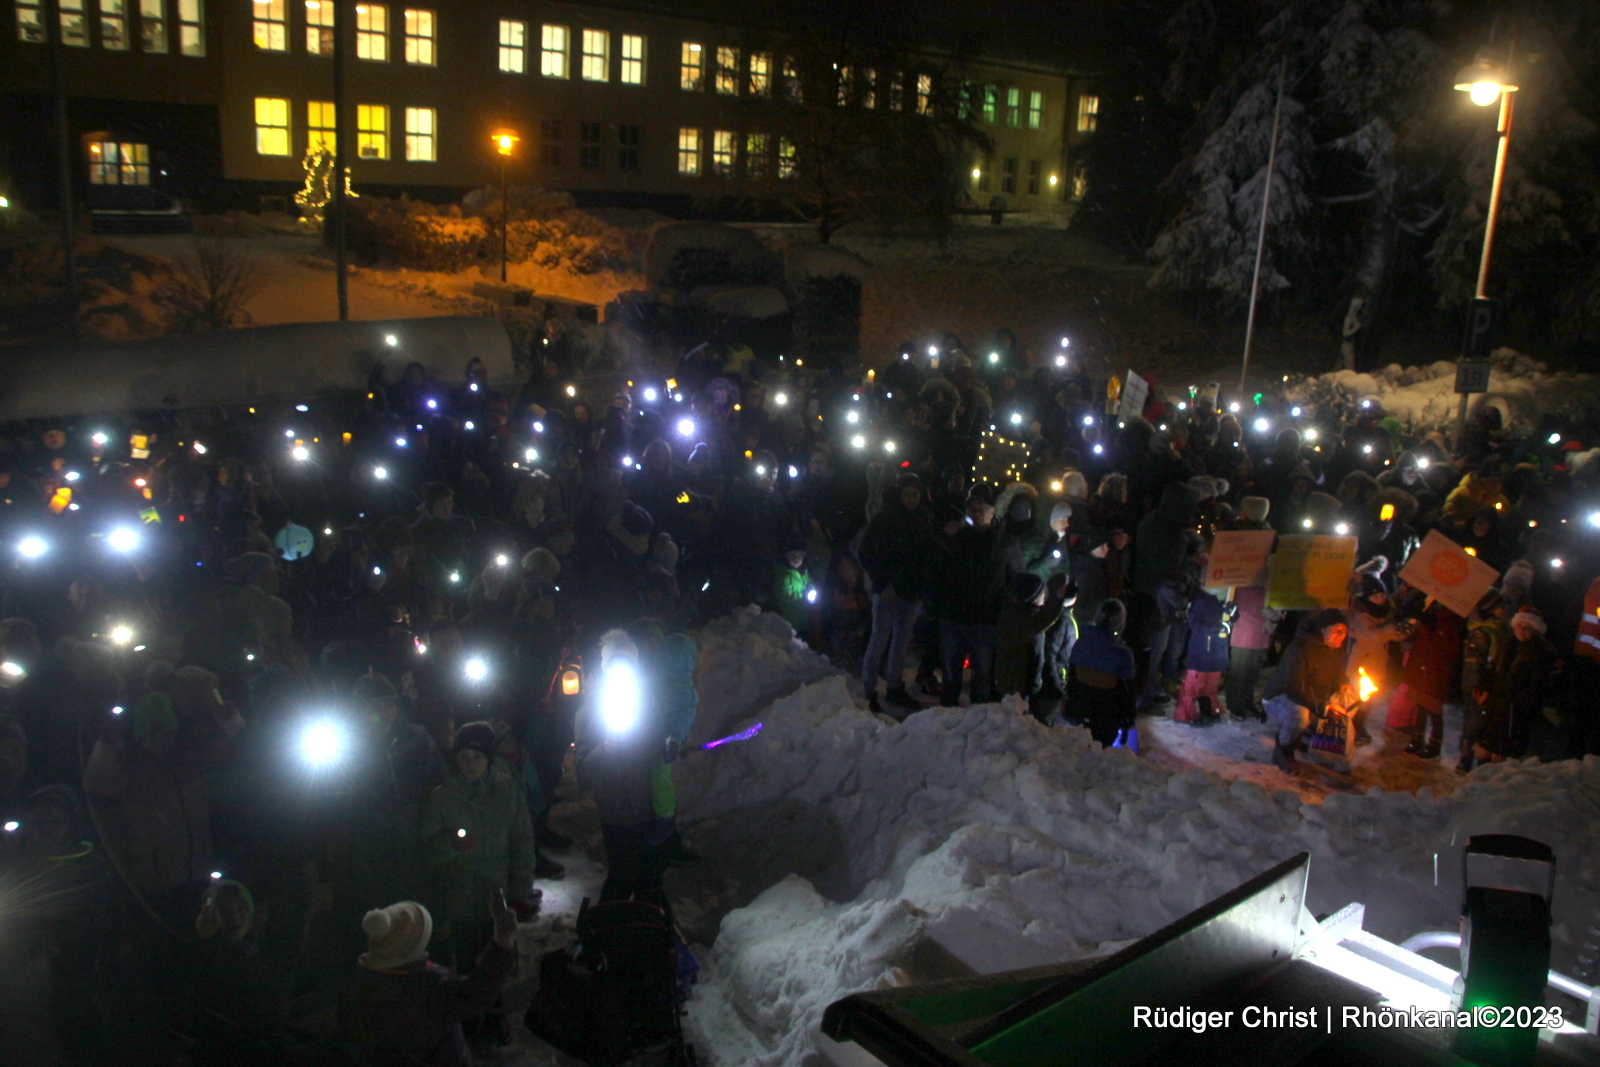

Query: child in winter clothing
<box><xmin>1066</xmin><ymin>599</ymin><xmax>1138</xmax><ymax>747</ymax></box>
<box><xmin>772</xmin><ymin>549</ymin><xmax>812</xmax><ymax>637</ymax></box>
<box><xmin>1174</xmin><ymin>589</ymin><xmax>1231</xmax><ymax>724</ymax></box>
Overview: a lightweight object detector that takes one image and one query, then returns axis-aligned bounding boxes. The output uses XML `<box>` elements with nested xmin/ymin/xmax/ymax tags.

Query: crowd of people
<box><xmin>1</xmin><ymin>327</ymin><xmax>1598</xmax><ymax>1065</ymax></box>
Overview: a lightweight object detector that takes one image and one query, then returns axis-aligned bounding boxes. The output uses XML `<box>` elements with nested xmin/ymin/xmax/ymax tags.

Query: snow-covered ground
<box><xmin>660</xmin><ymin>609</ymin><xmax>1600</xmax><ymax>1067</ymax></box>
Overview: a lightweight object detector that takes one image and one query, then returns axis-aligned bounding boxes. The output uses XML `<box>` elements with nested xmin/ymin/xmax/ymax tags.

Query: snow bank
<box><xmin>690</xmin><ymin>285</ymin><xmax>790</xmax><ymax>320</ymax></box>
<box><xmin>785</xmin><ymin>243</ymin><xmax>869</xmax><ymax>287</ymax></box>
<box><xmin>678</xmin><ymin>610</ymin><xmax>1600</xmax><ymax>1067</ymax></box>
<box><xmin>1290</xmin><ymin>348</ymin><xmax>1600</xmax><ymax>436</ymax></box>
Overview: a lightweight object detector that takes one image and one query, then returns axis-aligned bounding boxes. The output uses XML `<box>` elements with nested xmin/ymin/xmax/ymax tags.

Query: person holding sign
<box><xmin>1262</xmin><ymin>609</ymin><xmax>1356</xmax><ymax>776</ymax></box>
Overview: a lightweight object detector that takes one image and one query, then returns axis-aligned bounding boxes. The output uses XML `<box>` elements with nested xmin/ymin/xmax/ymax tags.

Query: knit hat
<box><xmin>451</xmin><ymin>720</ymin><xmax>498</xmax><ymax>761</ymax></box>
<box><xmin>1009</xmin><ymin>573</ymin><xmax>1045</xmax><ymax>603</ymax></box>
<box><xmin>619</xmin><ymin>502</ymin><xmax>653</xmax><ymax>537</ymax></box>
<box><xmin>1061</xmin><ymin>470</ymin><xmax>1089</xmax><ymax>500</ymax></box>
<box><xmin>966</xmin><ymin>483</ymin><xmax>997</xmax><ymax>507</ymax></box>
<box><xmin>1094</xmin><ymin>598</ymin><xmax>1127</xmax><ymax>633</ymax></box>
<box><xmin>895</xmin><ymin>471</ymin><xmax>923</xmax><ymax>491</ymax></box>
<box><xmin>1239</xmin><ymin>496</ymin><xmax>1270</xmax><ymax>523</ymax></box>
<box><xmin>1007</xmin><ymin>494</ymin><xmax>1034</xmax><ymax>522</ymax></box>
<box><xmin>360</xmin><ymin>901</ymin><xmax>433</xmax><ymax>970</ymax></box>
<box><xmin>1511</xmin><ymin>608</ymin><xmax>1547</xmax><ymax>635</ymax></box>
<box><xmin>1188</xmin><ymin>475</ymin><xmax>1218</xmax><ymax>501</ymax></box>
<box><xmin>1049</xmin><ymin>502</ymin><xmax>1073</xmax><ymax>527</ymax></box>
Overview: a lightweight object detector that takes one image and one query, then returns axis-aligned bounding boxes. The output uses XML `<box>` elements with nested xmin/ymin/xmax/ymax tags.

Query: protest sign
<box><xmin>1398</xmin><ymin>529</ymin><xmax>1501</xmax><ymax>618</ymax></box>
<box><xmin>1266</xmin><ymin>534</ymin><xmax>1359</xmax><ymax>610</ymax></box>
<box><xmin>1206</xmin><ymin>530</ymin><xmax>1277</xmax><ymax>588</ymax></box>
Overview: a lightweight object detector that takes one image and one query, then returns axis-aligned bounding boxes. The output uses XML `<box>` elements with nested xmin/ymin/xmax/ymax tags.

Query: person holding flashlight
<box><xmin>419</xmin><ymin>720</ymin><xmax>537</xmax><ymax>1032</ymax></box>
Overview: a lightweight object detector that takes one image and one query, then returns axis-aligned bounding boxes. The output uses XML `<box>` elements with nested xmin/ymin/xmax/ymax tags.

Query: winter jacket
<box><xmin>931</xmin><ymin>523</ymin><xmax>1009</xmax><ymax>626</ymax></box>
<box><xmin>773</xmin><ymin>565</ymin><xmax>810</xmax><ymax>632</ymax></box>
<box><xmin>1067</xmin><ymin>624</ymin><xmax>1137</xmax><ymax>680</ymax></box>
<box><xmin>1264</xmin><ymin>623</ymin><xmax>1346</xmax><ymax>713</ymax></box>
<box><xmin>656</xmin><ymin>634</ymin><xmax>699</xmax><ymax>748</ymax></box>
<box><xmin>1399</xmin><ymin>606</ymin><xmax>1463</xmax><ymax>710</ymax></box>
<box><xmin>1441</xmin><ymin>473</ymin><xmax>1509</xmax><ymax>531</ymax></box>
<box><xmin>344</xmin><ymin>939</ymin><xmax>518</xmax><ymax>1067</ymax></box>
<box><xmin>420</xmin><ymin>763</ymin><xmax>538</xmax><ymax>919</ymax></box>
<box><xmin>574</xmin><ymin>693</ymin><xmax>661</xmax><ymax>827</ymax></box>
<box><xmin>1132</xmin><ymin>483</ymin><xmax>1201</xmax><ymax>596</ymax></box>
<box><xmin>995</xmin><ymin>598</ymin><xmax>1064</xmax><ymax>695</ymax></box>
<box><xmin>1229</xmin><ymin>585</ymin><xmax>1274</xmax><ymax>651</ymax></box>
<box><xmin>1481</xmin><ymin>634</ymin><xmax>1557</xmax><ymax>757</ymax></box>
<box><xmin>1184</xmin><ymin>591</ymin><xmax>1232</xmax><ymax>673</ymax></box>
<box><xmin>858</xmin><ymin>499</ymin><xmax>937</xmax><ymax>599</ymax></box>
<box><xmin>83</xmin><ymin>737</ymin><xmax>220</xmax><ymax>892</ymax></box>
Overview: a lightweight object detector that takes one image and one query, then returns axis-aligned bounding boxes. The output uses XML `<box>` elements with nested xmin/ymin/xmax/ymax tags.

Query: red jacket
<box><xmin>1401</xmin><ymin>607</ymin><xmax>1463</xmax><ymax>709</ymax></box>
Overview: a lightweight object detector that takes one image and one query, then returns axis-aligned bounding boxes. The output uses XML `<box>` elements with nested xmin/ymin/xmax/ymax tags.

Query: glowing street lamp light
<box><xmin>492</xmin><ymin>130</ymin><xmax>520</xmax><ymax>282</ymax></box>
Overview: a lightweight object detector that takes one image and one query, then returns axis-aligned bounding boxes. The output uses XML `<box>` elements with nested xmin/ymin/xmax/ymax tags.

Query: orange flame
<box><xmin>1380</xmin><ymin>503</ymin><xmax>1395</xmax><ymax>522</ymax></box>
<box><xmin>1357</xmin><ymin>667</ymin><xmax>1378</xmax><ymax>702</ymax></box>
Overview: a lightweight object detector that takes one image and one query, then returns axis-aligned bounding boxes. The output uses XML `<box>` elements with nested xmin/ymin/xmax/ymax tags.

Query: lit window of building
<box><xmin>99</xmin><ymin>0</ymin><xmax>128</xmax><ymax>49</ymax></box>
<box><xmin>1072</xmin><ymin>161</ymin><xmax>1088</xmax><ymax>199</ymax></box>
<box><xmin>579</xmin><ymin>121</ymin><xmax>602</xmax><ymax>169</ymax></box>
<box><xmin>836</xmin><ymin>65</ymin><xmax>851</xmax><ymax>106</ymax></box>
<box><xmin>177</xmin><ymin>0</ymin><xmax>201</xmax><ymax>54</ymax></box>
<box><xmin>748</xmin><ymin>52</ymin><xmax>770</xmax><ymax>97</ymax></box>
<box><xmin>711</xmin><ymin>129</ymin><xmax>734</xmax><ymax>175</ymax></box>
<box><xmin>355</xmin><ymin>3</ymin><xmax>387</xmax><ymax>61</ymax></box>
<box><xmin>497</xmin><ymin>20</ymin><xmax>524</xmax><ymax>73</ymax></box>
<box><xmin>403</xmin><ymin>9</ymin><xmax>433</xmax><ymax>65</ymax></box>
<box><xmin>676</xmin><ymin>127</ymin><xmax>699</xmax><ymax>174</ymax></box>
<box><xmin>777</xmin><ymin>136</ymin><xmax>796</xmax><ymax>179</ymax></box>
<box><xmin>252</xmin><ymin>0</ymin><xmax>285</xmax><ymax>51</ymax></box>
<box><xmin>254</xmin><ymin>97</ymin><xmax>290</xmax><ymax>155</ymax></box>
<box><xmin>714</xmin><ymin>46</ymin><xmax>739</xmax><ymax>95</ymax></box>
<box><xmin>1028</xmin><ymin>89</ymin><xmax>1044</xmax><ymax>129</ymax></box>
<box><xmin>540</xmin><ymin>24</ymin><xmax>567</xmax><ymax>78</ymax></box>
<box><xmin>745</xmin><ymin>132</ymin><xmax>769</xmax><ymax>179</ymax></box>
<box><xmin>404</xmin><ymin>107</ymin><xmax>434</xmax><ymax>160</ymax></box>
<box><xmin>540</xmin><ymin>118</ymin><xmax>561</xmax><ymax>165</ymax></box>
<box><xmin>139</xmin><ymin>0</ymin><xmax>164</xmax><ymax>51</ymax></box>
<box><xmin>916</xmin><ymin>73</ymin><xmax>932</xmax><ymax>115</ymax></box>
<box><xmin>781</xmin><ymin>56</ymin><xmax>800</xmax><ymax>101</ymax></box>
<box><xmin>580</xmin><ymin>29</ymin><xmax>606</xmax><ymax>80</ymax></box>
<box><xmin>862</xmin><ymin>68</ymin><xmax>876</xmax><ymax>109</ymax></box>
<box><xmin>620</xmin><ymin>34</ymin><xmax>643</xmax><ymax>84</ymax></box>
<box><xmin>16</xmin><ymin>0</ymin><xmax>44</xmax><ymax>42</ymax></box>
<box><xmin>305</xmin><ymin>0</ymin><xmax>332</xmax><ymax>54</ymax></box>
<box><xmin>1076</xmin><ymin>94</ymin><xmax>1098</xmax><ymax>132</ymax></box>
<box><xmin>59</xmin><ymin>0</ymin><xmax>87</xmax><ymax>46</ymax></box>
<box><xmin>618</xmin><ymin>124</ymin><xmax>640</xmax><ymax>171</ymax></box>
<box><xmin>887</xmin><ymin>71</ymin><xmax>902</xmax><ymax>111</ymax></box>
<box><xmin>982</xmin><ymin>84</ymin><xmax>997</xmax><ymax>123</ymax></box>
<box><xmin>307</xmin><ymin>101</ymin><xmax>336</xmax><ymax>152</ymax></box>
<box><xmin>680</xmin><ymin>41</ymin><xmax>701</xmax><ymax>90</ymax></box>
<box><xmin>1006</xmin><ymin>87</ymin><xmax>1021</xmax><ymax>127</ymax></box>
<box><xmin>88</xmin><ymin>140</ymin><xmax>149</xmax><ymax>183</ymax></box>
<box><xmin>356</xmin><ymin>103</ymin><xmax>388</xmax><ymax>158</ymax></box>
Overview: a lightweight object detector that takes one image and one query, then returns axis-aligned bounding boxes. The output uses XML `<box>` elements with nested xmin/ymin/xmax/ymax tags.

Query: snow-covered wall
<box><xmin>676</xmin><ymin>609</ymin><xmax>1600</xmax><ymax>1067</ymax></box>
<box><xmin>0</xmin><ymin>315</ymin><xmax>514</xmax><ymax>422</ymax></box>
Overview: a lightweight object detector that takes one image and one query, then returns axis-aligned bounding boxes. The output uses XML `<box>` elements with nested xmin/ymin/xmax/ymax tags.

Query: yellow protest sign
<box><xmin>1266</xmin><ymin>534</ymin><xmax>1358</xmax><ymax>610</ymax></box>
<box><xmin>1398</xmin><ymin>529</ymin><xmax>1501</xmax><ymax>618</ymax></box>
<box><xmin>1206</xmin><ymin>530</ymin><xmax>1277</xmax><ymax>588</ymax></box>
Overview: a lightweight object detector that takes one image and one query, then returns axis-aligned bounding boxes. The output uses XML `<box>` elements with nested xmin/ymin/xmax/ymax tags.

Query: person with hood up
<box><xmin>1478</xmin><ymin>607</ymin><xmax>1558</xmax><ymax>761</ymax></box>
<box><xmin>344</xmin><ymin>894</ymin><xmax>520</xmax><ymax>1067</ymax></box>
<box><xmin>1391</xmin><ymin>595</ymin><xmax>1464</xmax><ymax>759</ymax></box>
<box><xmin>187</xmin><ymin>877</ymin><xmax>285</xmax><ymax>1066</ymax></box>
<box><xmin>419</xmin><ymin>720</ymin><xmax>538</xmax><ymax>998</ymax></box>
<box><xmin>1263</xmin><ymin>609</ymin><xmax>1355</xmax><ymax>775</ymax></box>
<box><xmin>1065</xmin><ymin>598</ymin><xmax>1137</xmax><ymax>747</ymax></box>
<box><xmin>994</xmin><ymin>573</ymin><xmax>1068</xmax><ymax>720</ymax></box>
<box><xmin>1442</xmin><ymin>459</ymin><xmax>1510</xmax><ymax>533</ymax></box>
<box><xmin>1458</xmin><ymin>588</ymin><xmax>1511</xmax><ymax>773</ymax></box>
<box><xmin>857</xmin><ymin>472</ymin><xmax>936</xmax><ymax>713</ymax></box>
<box><xmin>1173</xmin><ymin>586</ymin><xmax>1231</xmax><ymax>725</ymax></box>
<box><xmin>1130</xmin><ymin>481</ymin><xmax>1202</xmax><ymax>711</ymax></box>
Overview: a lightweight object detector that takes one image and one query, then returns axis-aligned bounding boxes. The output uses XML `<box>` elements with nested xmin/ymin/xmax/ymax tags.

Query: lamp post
<box><xmin>1451</xmin><ymin>44</ymin><xmax>1518</xmax><ymax>442</ymax></box>
<box><xmin>492</xmin><ymin>132</ymin><xmax>518</xmax><ymax>283</ymax></box>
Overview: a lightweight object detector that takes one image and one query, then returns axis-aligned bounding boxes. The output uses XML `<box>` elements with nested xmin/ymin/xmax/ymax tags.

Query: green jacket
<box><xmin>419</xmin><ymin>762</ymin><xmax>536</xmax><ymax>920</ymax></box>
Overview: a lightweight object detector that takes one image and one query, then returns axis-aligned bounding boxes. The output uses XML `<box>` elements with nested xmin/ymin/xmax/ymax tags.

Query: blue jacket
<box><xmin>1068</xmin><ymin>624</ymin><xmax>1136</xmax><ymax>680</ymax></box>
<box><xmin>1185</xmin><ymin>591</ymin><xmax>1233</xmax><ymax>673</ymax></box>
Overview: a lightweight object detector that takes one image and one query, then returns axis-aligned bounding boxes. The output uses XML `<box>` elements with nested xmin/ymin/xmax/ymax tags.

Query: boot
<box><xmin>867</xmin><ymin>693</ymin><xmax>884</xmax><ymax>716</ymax></box>
<box><xmin>1403</xmin><ymin>735</ymin><xmax>1427</xmax><ymax>757</ymax></box>
<box><xmin>666</xmin><ymin>831</ymin><xmax>703</xmax><ymax>867</ymax></box>
<box><xmin>538</xmin><ymin>823</ymin><xmax>573</xmax><ymax>851</ymax></box>
<box><xmin>1422</xmin><ymin>739</ymin><xmax>1442</xmax><ymax>760</ymax></box>
<box><xmin>534</xmin><ymin>852</ymin><xmax>566</xmax><ymax>880</ymax></box>
<box><xmin>884</xmin><ymin>686</ymin><xmax>921</xmax><ymax>711</ymax></box>
<box><xmin>1271</xmin><ymin>743</ymin><xmax>1299</xmax><ymax>776</ymax></box>
<box><xmin>916</xmin><ymin>673</ymin><xmax>942</xmax><ymax>697</ymax></box>
<box><xmin>1456</xmin><ymin>751</ymin><xmax>1475</xmax><ymax>775</ymax></box>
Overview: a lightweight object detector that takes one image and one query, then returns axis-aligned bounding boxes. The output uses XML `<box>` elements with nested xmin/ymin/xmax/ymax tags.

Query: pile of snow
<box><xmin>784</xmin><ymin>243</ymin><xmax>869</xmax><ymax>287</ymax></box>
<box><xmin>690</xmin><ymin>285</ymin><xmax>789</xmax><ymax>320</ymax></box>
<box><xmin>676</xmin><ymin>610</ymin><xmax>1600</xmax><ymax>1067</ymax></box>
<box><xmin>1290</xmin><ymin>348</ymin><xmax>1600</xmax><ymax>436</ymax></box>
<box><xmin>642</xmin><ymin>222</ymin><xmax>779</xmax><ymax>289</ymax></box>
<box><xmin>686</xmin><ymin>606</ymin><xmax>837</xmax><ymax>748</ymax></box>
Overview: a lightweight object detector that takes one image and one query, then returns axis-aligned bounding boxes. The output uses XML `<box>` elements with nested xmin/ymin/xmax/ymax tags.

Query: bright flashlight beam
<box><xmin>599</xmin><ymin>660</ymin><xmax>642</xmax><ymax>736</ymax></box>
<box><xmin>676</xmin><ymin>418</ymin><xmax>696</xmax><ymax>438</ymax></box>
<box><xmin>109</xmin><ymin>625</ymin><xmax>134</xmax><ymax>645</ymax></box>
<box><xmin>464</xmin><ymin>656</ymin><xmax>488</xmax><ymax>682</ymax></box>
<box><xmin>298</xmin><ymin>719</ymin><xmax>350</xmax><ymax>770</ymax></box>
<box><xmin>107</xmin><ymin>528</ymin><xmax>140</xmax><ymax>553</ymax></box>
<box><xmin>18</xmin><ymin>536</ymin><xmax>47</xmax><ymax>559</ymax></box>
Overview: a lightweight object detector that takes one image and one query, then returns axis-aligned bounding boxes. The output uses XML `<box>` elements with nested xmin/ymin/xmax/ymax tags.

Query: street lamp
<box><xmin>492</xmin><ymin>131</ymin><xmax>519</xmax><ymax>283</ymax></box>
<box><xmin>1451</xmin><ymin>45</ymin><xmax>1519</xmax><ymax>440</ymax></box>
<box><xmin>1453</xmin><ymin>49</ymin><xmax>1519</xmax><ymax>301</ymax></box>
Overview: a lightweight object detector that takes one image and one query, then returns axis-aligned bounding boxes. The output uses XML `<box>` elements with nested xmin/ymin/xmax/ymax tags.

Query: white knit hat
<box><xmin>1510</xmin><ymin>608</ymin><xmax>1547</xmax><ymax>635</ymax></box>
<box><xmin>361</xmin><ymin>901</ymin><xmax>433</xmax><ymax>971</ymax></box>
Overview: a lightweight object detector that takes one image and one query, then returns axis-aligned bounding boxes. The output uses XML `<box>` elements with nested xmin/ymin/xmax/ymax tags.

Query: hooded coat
<box><xmin>1264</xmin><ymin>617</ymin><xmax>1346</xmax><ymax>713</ymax></box>
<box><xmin>1132</xmin><ymin>483</ymin><xmax>1201</xmax><ymax>596</ymax></box>
<box><xmin>419</xmin><ymin>762</ymin><xmax>537</xmax><ymax>920</ymax></box>
<box><xmin>858</xmin><ymin>496</ymin><xmax>937</xmax><ymax>599</ymax></box>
